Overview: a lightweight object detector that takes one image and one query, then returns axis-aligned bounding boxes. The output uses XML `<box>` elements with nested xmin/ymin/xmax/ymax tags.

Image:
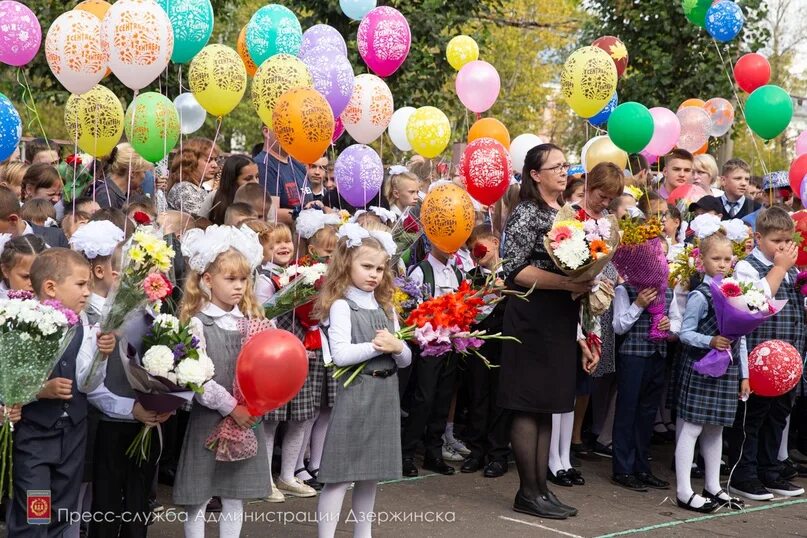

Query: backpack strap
<box><xmin>417</xmin><ymin>260</ymin><xmax>436</xmax><ymax>298</ymax></box>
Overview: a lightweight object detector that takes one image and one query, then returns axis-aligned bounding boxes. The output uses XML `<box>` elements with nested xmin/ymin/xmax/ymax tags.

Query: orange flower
<box><xmin>589</xmin><ymin>240</ymin><xmax>609</xmax><ymax>258</ymax></box>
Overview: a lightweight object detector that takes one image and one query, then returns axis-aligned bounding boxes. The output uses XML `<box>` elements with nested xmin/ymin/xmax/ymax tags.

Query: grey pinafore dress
<box><xmin>173</xmin><ymin>314</ymin><xmax>270</xmax><ymax>505</ymax></box>
<box><xmin>317</xmin><ymin>300</ymin><xmax>402</xmax><ymax>483</ymax></box>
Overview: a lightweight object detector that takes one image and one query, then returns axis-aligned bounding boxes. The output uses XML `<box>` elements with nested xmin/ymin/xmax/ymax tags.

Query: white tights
<box><xmin>264</xmin><ymin>418</ymin><xmax>316</xmax><ymax>483</ymax></box>
<box><xmin>309</xmin><ymin>407</ymin><xmax>332</xmax><ymax>473</ymax></box>
<box><xmin>184</xmin><ymin>498</ymin><xmax>243</xmax><ymax>538</ymax></box>
<box><xmin>675</xmin><ymin>418</ymin><xmax>723</xmax><ymax>508</ymax></box>
<box><xmin>549</xmin><ymin>411</ymin><xmax>574</xmax><ymax>474</ymax></box>
<box><xmin>317</xmin><ymin>480</ymin><xmax>378</xmax><ymax>538</ymax></box>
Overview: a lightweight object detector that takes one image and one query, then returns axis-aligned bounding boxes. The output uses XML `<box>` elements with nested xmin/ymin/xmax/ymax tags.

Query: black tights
<box><xmin>510</xmin><ymin>411</ymin><xmax>552</xmax><ymax>497</ymax></box>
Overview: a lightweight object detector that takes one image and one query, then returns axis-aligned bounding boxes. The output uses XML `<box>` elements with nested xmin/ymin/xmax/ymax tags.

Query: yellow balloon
<box><xmin>583</xmin><ymin>135</ymin><xmax>628</xmax><ymax>172</ymax></box>
<box><xmin>252</xmin><ymin>54</ymin><xmax>313</xmax><ymax>128</ymax></box>
<box><xmin>188</xmin><ymin>44</ymin><xmax>247</xmax><ymax>118</ymax></box>
<box><xmin>64</xmin><ymin>85</ymin><xmax>123</xmax><ymax>158</ymax></box>
<box><xmin>447</xmin><ymin>35</ymin><xmax>479</xmax><ymax>71</ymax></box>
<box><xmin>406</xmin><ymin>106</ymin><xmax>451</xmax><ymax>159</ymax></box>
<box><xmin>561</xmin><ymin>46</ymin><xmax>618</xmax><ymax>118</ymax></box>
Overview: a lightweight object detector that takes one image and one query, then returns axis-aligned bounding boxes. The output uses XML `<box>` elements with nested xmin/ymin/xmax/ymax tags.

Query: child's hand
<box><xmin>773</xmin><ymin>241</ymin><xmax>798</xmax><ymax>270</ymax></box>
<box><xmin>132</xmin><ymin>402</ymin><xmax>159</xmax><ymax>426</ymax></box>
<box><xmin>710</xmin><ymin>335</ymin><xmax>731</xmax><ymax>350</ymax></box>
<box><xmin>579</xmin><ymin>339</ymin><xmax>600</xmax><ymax>374</ymax></box>
<box><xmin>739</xmin><ymin>379</ymin><xmax>751</xmax><ymax>400</ymax></box>
<box><xmin>229</xmin><ymin>405</ymin><xmax>257</xmax><ymax>429</ymax></box>
<box><xmin>1</xmin><ymin>404</ymin><xmax>21</xmax><ymax>424</ymax></box>
<box><xmin>154</xmin><ymin>411</ymin><xmax>173</xmax><ymax>424</ymax></box>
<box><xmin>744</xmin><ymin>237</ymin><xmax>754</xmax><ymax>255</ymax></box>
<box><xmin>635</xmin><ymin>288</ymin><xmax>658</xmax><ymax>308</ymax></box>
<box><xmin>372</xmin><ymin>329</ymin><xmax>404</xmax><ymax>355</ymax></box>
<box><xmin>97</xmin><ymin>332</ymin><xmax>116</xmax><ymax>357</ymax></box>
<box><xmin>658</xmin><ymin>316</ymin><xmax>671</xmax><ymax>331</ymax></box>
<box><xmin>37</xmin><ymin>378</ymin><xmax>73</xmax><ymax>400</ymax></box>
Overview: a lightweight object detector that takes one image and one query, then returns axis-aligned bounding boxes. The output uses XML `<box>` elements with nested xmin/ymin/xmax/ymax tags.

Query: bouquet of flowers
<box><xmin>612</xmin><ymin>218</ymin><xmax>670</xmax><ymax>340</ymax></box>
<box><xmin>263</xmin><ymin>257</ymin><xmax>328</xmax><ymax>321</ymax></box>
<box><xmin>392</xmin><ymin>275</ymin><xmax>428</xmax><ymax>320</ymax></box>
<box><xmin>543</xmin><ymin>205</ymin><xmax>620</xmax><ymax>282</ymax></box>
<box><xmin>390</xmin><ymin>208</ymin><xmax>424</xmax><ymax>266</ymax></box>
<box><xmin>122</xmin><ymin>313</ymin><xmax>214</xmax><ymax>463</ymax></box>
<box><xmin>669</xmin><ymin>244</ymin><xmax>703</xmax><ymax>289</ymax></box>
<box><xmin>693</xmin><ymin>277</ymin><xmax>786</xmax><ymax>377</ymax></box>
<box><xmin>84</xmin><ymin>226</ymin><xmax>175</xmax><ymax>386</ymax></box>
<box><xmin>0</xmin><ymin>291</ymin><xmax>79</xmax><ymax>496</ymax></box>
<box><xmin>796</xmin><ymin>271</ymin><xmax>807</xmax><ymax>296</ymax></box>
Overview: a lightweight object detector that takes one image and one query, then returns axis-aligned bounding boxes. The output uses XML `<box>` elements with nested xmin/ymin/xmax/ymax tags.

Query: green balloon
<box><xmin>682</xmin><ymin>0</ymin><xmax>712</xmax><ymax>28</ymax></box>
<box><xmin>745</xmin><ymin>85</ymin><xmax>793</xmax><ymax>140</ymax></box>
<box><xmin>124</xmin><ymin>93</ymin><xmax>180</xmax><ymax>164</ymax></box>
<box><xmin>607</xmin><ymin>102</ymin><xmax>654</xmax><ymax>154</ymax></box>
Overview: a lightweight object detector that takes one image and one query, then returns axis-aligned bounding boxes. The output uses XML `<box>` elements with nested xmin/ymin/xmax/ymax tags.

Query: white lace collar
<box><xmin>201</xmin><ymin>302</ymin><xmax>244</xmax><ymax>320</ymax></box>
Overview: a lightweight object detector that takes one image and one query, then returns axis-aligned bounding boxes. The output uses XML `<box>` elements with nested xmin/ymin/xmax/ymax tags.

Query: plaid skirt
<box><xmin>264</xmin><ymin>349</ymin><xmax>337</xmax><ymax>422</ymax></box>
<box><xmin>676</xmin><ymin>350</ymin><xmax>740</xmax><ymax>427</ymax></box>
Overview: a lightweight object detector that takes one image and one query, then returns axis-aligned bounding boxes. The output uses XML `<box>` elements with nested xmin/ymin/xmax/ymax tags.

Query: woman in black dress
<box><xmin>500</xmin><ymin>144</ymin><xmax>599</xmax><ymax>519</ymax></box>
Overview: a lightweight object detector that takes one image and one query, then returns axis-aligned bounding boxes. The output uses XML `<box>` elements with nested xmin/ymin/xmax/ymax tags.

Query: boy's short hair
<box><xmin>25</xmin><ymin>138</ymin><xmax>60</xmax><ymax>163</ymax></box>
<box><xmin>234</xmin><ymin>182</ymin><xmax>271</xmax><ymax>206</ymax></box>
<box><xmin>663</xmin><ymin>149</ymin><xmax>694</xmax><ymax>168</ymax></box>
<box><xmin>468</xmin><ymin>223</ymin><xmax>501</xmax><ymax>246</ymax></box>
<box><xmin>750</xmin><ymin>175</ymin><xmax>763</xmax><ymax>189</ymax></box>
<box><xmin>0</xmin><ymin>185</ymin><xmax>21</xmax><ymax>219</ymax></box>
<box><xmin>90</xmin><ymin>207</ymin><xmax>130</xmax><ymax>233</ymax></box>
<box><xmin>67</xmin><ymin>196</ymin><xmax>96</xmax><ymax>214</ymax></box>
<box><xmin>225</xmin><ymin>202</ymin><xmax>258</xmax><ymax>225</ymax></box>
<box><xmin>30</xmin><ymin>247</ymin><xmax>89</xmax><ymax>294</ymax></box>
<box><xmin>755</xmin><ymin>206</ymin><xmax>794</xmax><ymax>236</ymax></box>
<box><xmin>721</xmin><ymin>158</ymin><xmax>751</xmax><ymax>176</ymax></box>
<box><xmin>21</xmin><ymin>198</ymin><xmax>56</xmax><ymax>225</ymax></box>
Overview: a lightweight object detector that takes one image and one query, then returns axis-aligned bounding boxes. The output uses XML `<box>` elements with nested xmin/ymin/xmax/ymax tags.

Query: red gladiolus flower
<box><xmin>472</xmin><ymin>242</ymin><xmax>488</xmax><ymax>259</ymax></box>
<box><xmin>133</xmin><ymin>211</ymin><xmax>152</xmax><ymax>225</ymax></box>
<box><xmin>720</xmin><ymin>282</ymin><xmax>742</xmax><ymax>298</ymax></box>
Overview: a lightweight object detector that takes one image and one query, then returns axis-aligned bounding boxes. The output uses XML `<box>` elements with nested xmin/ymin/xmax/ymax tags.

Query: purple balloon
<box><xmin>0</xmin><ymin>1</ymin><xmax>41</xmax><ymax>67</ymax></box>
<box><xmin>301</xmin><ymin>24</ymin><xmax>347</xmax><ymax>57</ymax></box>
<box><xmin>334</xmin><ymin>144</ymin><xmax>383</xmax><ymax>208</ymax></box>
<box><xmin>301</xmin><ymin>46</ymin><xmax>355</xmax><ymax>118</ymax></box>
<box><xmin>800</xmin><ymin>173</ymin><xmax>807</xmax><ymax>204</ymax></box>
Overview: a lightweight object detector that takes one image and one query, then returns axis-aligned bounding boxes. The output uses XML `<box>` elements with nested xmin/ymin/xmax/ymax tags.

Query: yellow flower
<box><xmin>129</xmin><ymin>246</ymin><xmax>146</xmax><ymax>265</ymax></box>
<box><xmin>555</xmin><ymin>219</ymin><xmax>584</xmax><ymax>230</ymax></box>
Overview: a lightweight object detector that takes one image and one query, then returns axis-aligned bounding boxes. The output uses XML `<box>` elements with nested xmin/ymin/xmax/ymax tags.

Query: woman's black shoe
<box><xmin>461</xmin><ymin>456</ymin><xmax>484</xmax><ymax>473</ymax></box>
<box><xmin>676</xmin><ymin>493</ymin><xmax>718</xmax><ymax>514</ymax></box>
<box><xmin>483</xmin><ymin>461</ymin><xmax>507</xmax><ymax>478</ymax></box>
<box><xmin>566</xmin><ymin>467</ymin><xmax>585</xmax><ymax>486</ymax></box>
<box><xmin>513</xmin><ymin>490</ymin><xmax>569</xmax><ymax>520</ymax></box>
<box><xmin>402</xmin><ymin>458</ymin><xmax>418</xmax><ymax>477</ymax></box>
<box><xmin>422</xmin><ymin>458</ymin><xmax>455</xmax><ymax>475</ymax></box>
<box><xmin>702</xmin><ymin>488</ymin><xmax>744</xmax><ymax>510</ymax></box>
<box><xmin>545</xmin><ymin>490</ymin><xmax>577</xmax><ymax>516</ymax></box>
<box><xmin>548</xmin><ymin>468</ymin><xmax>573</xmax><ymax>487</ymax></box>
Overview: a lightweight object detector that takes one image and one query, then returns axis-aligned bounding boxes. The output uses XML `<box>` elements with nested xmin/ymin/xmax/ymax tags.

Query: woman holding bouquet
<box><xmin>500</xmin><ymin>144</ymin><xmax>598</xmax><ymax>519</ymax></box>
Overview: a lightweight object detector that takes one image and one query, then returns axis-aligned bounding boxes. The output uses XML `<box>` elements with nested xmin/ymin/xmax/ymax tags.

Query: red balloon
<box><xmin>592</xmin><ymin>35</ymin><xmax>629</xmax><ymax>78</ymax></box>
<box><xmin>748</xmin><ymin>340</ymin><xmax>803</xmax><ymax>397</ymax></box>
<box><xmin>236</xmin><ymin>329</ymin><xmax>308</xmax><ymax>415</ymax></box>
<box><xmin>792</xmin><ymin>211</ymin><xmax>807</xmax><ymax>266</ymax></box>
<box><xmin>462</xmin><ymin>137</ymin><xmax>511</xmax><ymax>206</ymax></box>
<box><xmin>790</xmin><ymin>154</ymin><xmax>807</xmax><ymax>194</ymax></box>
<box><xmin>734</xmin><ymin>53</ymin><xmax>771</xmax><ymax>93</ymax></box>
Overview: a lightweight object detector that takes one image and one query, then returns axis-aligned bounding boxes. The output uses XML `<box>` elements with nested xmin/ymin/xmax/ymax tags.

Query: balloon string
<box><xmin>199</xmin><ymin>116</ymin><xmax>222</xmax><ymax>187</ymax></box>
<box><xmin>17</xmin><ymin>69</ymin><xmax>49</xmax><ymax>146</ymax></box>
<box><xmin>125</xmin><ymin>90</ymin><xmax>140</xmax><ymax>236</ymax></box>
<box><xmin>72</xmin><ymin>111</ymin><xmax>79</xmax><ymax>217</ymax></box>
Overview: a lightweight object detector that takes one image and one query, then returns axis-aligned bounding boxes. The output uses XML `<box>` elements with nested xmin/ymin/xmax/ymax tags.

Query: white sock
<box><xmin>281</xmin><ymin>420</ymin><xmax>308</xmax><ymax>483</ymax></box>
<box><xmin>352</xmin><ymin>480</ymin><xmax>378</xmax><ymax>538</ymax></box>
<box><xmin>184</xmin><ymin>501</ymin><xmax>208</xmax><ymax>538</ymax></box>
<box><xmin>264</xmin><ymin>421</ymin><xmax>279</xmax><ymax>486</ymax></box>
<box><xmin>296</xmin><ymin>415</ymin><xmax>317</xmax><ymax>481</ymax></box>
<box><xmin>318</xmin><ymin>482</ymin><xmax>350</xmax><ymax>538</ymax></box>
<box><xmin>309</xmin><ymin>407</ymin><xmax>332</xmax><ymax>472</ymax></box>
<box><xmin>220</xmin><ymin>498</ymin><xmax>244</xmax><ymax>538</ymax></box>
<box><xmin>700</xmin><ymin>424</ymin><xmax>724</xmax><ymax>496</ymax></box>
<box><xmin>548</xmin><ymin>413</ymin><xmax>563</xmax><ymax>475</ymax></box>
<box><xmin>559</xmin><ymin>411</ymin><xmax>574</xmax><ymax>469</ymax></box>
<box><xmin>779</xmin><ymin>415</ymin><xmax>791</xmax><ymax>462</ymax></box>
<box><xmin>675</xmin><ymin>418</ymin><xmax>707</xmax><ymax>508</ymax></box>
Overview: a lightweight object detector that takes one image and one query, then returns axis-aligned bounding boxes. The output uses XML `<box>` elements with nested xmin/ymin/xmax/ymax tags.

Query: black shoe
<box><xmin>158</xmin><ymin>467</ymin><xmax>176</xmax><ymax>486</ymax></box>
<box><xmin>676</xmin><ymin>492</ymin><xmax>718</xmax><ymax>513</ymax></box>
<box><xmin>592</xmin><ymin>442</ymin><xmax>613</xmax><ymax>458</ymax></box>
<box><xmin>566</xmin><ymin>467</ymin><xmax>585</xmax><ymax>486</ymax></box>
<box><xmin>571</xmin><ymin>441</ymin><xmax>591</xmax><ymax>456</ymax></box>
<box><xmin>461</xmin><ymin>456</ymin><xmax>484</xmax><ymax>473</ymax></box>
<box><xmin>206</xmin><ymin>496</ymin><xmax>222</xmax><ymax>513</ymax></box>
<box><xmin>402</xmin><ymin>458</ymin><xmax>418</xmax><ymax>477</ymax></box>
<box><xmin>483</xmin><ymin>460</ymin><xmax>507</xmax><ymax>478</ymax></box>
<box><xmin>422</xmin><ymin>458</ymin><xmax>456</xmax><ymax>475</ymax></box>
<box><xmin>702</xmin><ymin>488</ymin><xmax>744</xmax><ymax>510</ymax></box>
<box><xmin>780</xmin><ymin>458</ymin><xmax>799</xmax><ymax>481</ymax></box>
<box><xmin>548</xmin><ymin>468</ymin><xmax>573</xmax><ymax>487</ymax></box>
<box><xmin>612</xmin><ymin>474</ymin><xmax>647</xmax><ymax>492</ymax></box>
<box><xmin>762</xmin><ymin>478</ymin><xmax>805</xmax><ymax>497</ymax></box>
<box><xmin>545</xmin><ymin>490</ymin><xmax>577</xmax><ymax>516</ymax></box>
<box><xmin>635</xmin><ymin>471</ymin><xmax>669</xmax><ymax>490</ymax></box>
<box><xmin>512</xmin><ymin>490</ymin><xmax>568</xmax><ymax>520</ymax></box>
<box><xmin>295</xmin><ymin>468</ymin><xmax>323</xmax><ymax>491</ymax></box>
<box><xmin>728</xmin><ymin>479</ymin><xmax>774</xmax><ymax>501</ymax></box>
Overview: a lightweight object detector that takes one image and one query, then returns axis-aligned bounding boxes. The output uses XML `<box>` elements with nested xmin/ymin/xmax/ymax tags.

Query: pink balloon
<box><xmin>332</xmin><ymin>116</ymin><xmax>345</xmax><ymax>143</ymax></box>
<box><xmin>0</xmin><ymin>1</ymin><xmax>41</xmax><ymax>67</ymax></box>
<box><xmin>796</xmin><ymin>131</ymin><xmax>807</xmax><ymax>157</ymax></box>
<box><xmin>646</xmin><ymin>107</ymin><xmax>681</xmax><ymax>156</ymax></box>
<box><xmin>640</xmin><ymin>150</ymin><xmax>659</xmax><ymax>166</ymax></box>
<box><xmin>456</xmin><ymin>60</ymin><xmax>501</xmax><ymax>113</ymax></box>
<box><xmin>676</xmin><ymin>106</ymin><xmax>712</xmax><ymax>153</ymax></box>
<box><xmin>357</xmin><ymin>6</ymin><xmax>411</xmax><ymax>78</ymax></box>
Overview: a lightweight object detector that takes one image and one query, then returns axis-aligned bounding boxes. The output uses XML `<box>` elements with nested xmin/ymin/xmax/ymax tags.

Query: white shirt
<box><xmin>255</xmin><ymin>262</ymin><xmax>283</xmax><ymax>305</ymax></box>
<box><xmin>734</xmin><ymin>247</ymin><xmax>785</xmax><ymax>298</ymax></box>
<box><xmin>0</xmin><ymin>281</ymin><xmax>8</xmax><ymax>300</ymax></box>
<box><xmin>409</xmin><ymin>253</ymin><xmax>461</xmax><ymax>297</ymax></box>
<box><xmin>612</xmin><ymin>285</ymin><xmax>679</xmax><ymax>335</ymax></box>
<box><xmin>76</xmin><ymin>310</ymin><xmax>105</xmax><ymax>393</ymax></box>
<box><xmin>455</xmin><ymin>248</ymin><xmax>476</xmax><ymax>273</ymax></box>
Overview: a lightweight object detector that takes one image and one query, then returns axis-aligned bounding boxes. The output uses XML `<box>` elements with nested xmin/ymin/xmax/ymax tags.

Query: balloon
<box><xmin>339</xmin><ymin>0</ymin><xmax>376</xmax><ymax>21</ymax></box>
<box><xmin>0</xmin><ymin>93</ymin><xmax>20</xmax><ymax>162</ymax></box>
<box><xmin>0</xmin><ymin>1</ymin><xmax>41</xmax><ymax>67</ymax></box>
<box><xmin>745</xmin><ymin>85</ymin><xmax>793</xmax><ymax>140</ymax></box>
<box><xmin>734</xmin><ymin>52</ymin><xmax>771</xmax><ymax>93</ymax></box>
<box><xmin>188</xmin><ymin>45</ymin><xmax>247</xmax><ymax>118</ymax></box>
<box><xmin>468</xmin><ymin>118</ymin><xmax>510</xmax><ymax>150</ymax></box>
<box><xmin>455</xmin><ymin>61</ymin><xmax>501</xmax><ymax>113</ymax></box>
<box><xmin>174</xmin><ymin>93</ymin><xmax>206</xmax><ymax>135</ymax></box>
<box><xmin>124</xmin><ymin>92</ymin><xmax>180</xmax><ymax>164</ymax></box>
<box><xmin>790</xmin><ymin>155</ymin><xmax>807</xmax><ymax>194</ymax></box>
<box><xmin>237</xmin><ymin>329</ymin><xmax>308</xmax><ymax>415</ymax></box>
<box><xmin>64</xmin><ymin>85</ymin><xmax>123</xmax><ymax>158</ymax></box>
<box><xmin>682</xmin><ymin>0</ymin><xmax>712</xmax><ymax>27</ymax></box>
<box><xmin>667</xmin><ymin>184</ymin><xmax>708</xmax><ymax>208</ymax></box>
<box><xmin>693</xmin><ymin>142</ymin><xmax>709</xmax><ymax>155</ymax></box>
<box><xmin>796</xmin><ymin>131</ymin><xmax>807</xmax><ymax>157</ymax></box>
<box><xmin>301</xmin><ymin>24</ymin><xmax>347</xmax><ymax>57</ymax></box>
<box><xmin>561</xmin><ymin>46</ymin><xmax>617</xmax><ymax>118</ymax></box>
<box><xmin>706</xmin><ymin>0</ymin><xmax>745</xmax><ymax>43</ymax></box>
<box><xmin>246</xmin><ymin>4</ymin><xmax>302</xmax><ymax>67</ymax></box>
<box><xmin>676</xmin><ymin>106</ymin><xmax>712</xmax><ymax>153</ymax></box>
<box><xmin>301</xmin><ymin>46</ymin><xmax>355</xmax><ymax>117</ymax></box>
<box><xmin>421</xmin><ymin>183</ymin><xmax>475</xmax><ymax>253</ymax></box>
<box><xmin>157</xmin><ymin>0</ymin><xmax>213</xmax><ymax>64</ymax></box>
<box><xmin>357</xmin><ymin>6</ymin><xmax>411</xmax><ymax>78</ymax></box>
<box><xmin>640</xmin><ymin>149</ymin><xmax>659</xmax><ymax>166</ymax></box>
<box><xmin>462</xmin><ymin>138</ymin><xmax>511</xmax><ymax>206</ymax></box>
<box><xmin>703</xmin><ymin>97</ymin><xmax>735</xmax><ymax>137</ymax></box>
<box><xmin>748</xmin><ymin>340</ymin><xmax>803</xmax><ymax>397</ymax></box>
<box><xmin>510</xmin><ymin>134</ymin><xmax>544</xmax><ymax>174</ymax></box>
<box><xmin>45</xmin><ymin>10</ymin><xmax>107</xmax><ymax>95</ymax></box>
<box><xmin>340</xmin><ymin>74</ymin><xmax>393</xmax><ymax>145</ymax></box>
<box><xmin>332</xmin><ymin>116</ymin><xmax>345</xmax><ymax>143</ymax></box>
<box><xmin>588</xmin><ymin>92</ymin><xmax>618</xmax><ymax>127</ymax></box>
<box><xmin>646</xmin><ymin>107</ymin><xmax>681</xmax><ymax>156</ymax></box>
<box><xmin>793</xmin><ymin>211</ymin><xmax>807</xmax><ymax>265</ymax></box>
<box><xmin>446</xmin><ymin>35</ymin><xmax>479</xmax><ymax>71</ymax></box>
<box><xmin>388</xmin><ymin>107</ymin><xmax>415</xmax><ymax>151</ymax></box>
<box><xmin>591</xmin><ymin>35</ymin><xmax>629</xmax><ymax>78</ymax></box>
<box><xmin>272</xmin><ymin>87</ymin><xmax>334</xmax><ymax>165</ymax></box>
<box><xmin>582</xmin><ymin>135</ymin><xmax>627</xmax><ymax>173</ymax></box>
<box><xmin>406</xmin><ymin>106</ymin><xmax>451</xmax><ymax>159</ymax></box>
<box><xmin>101</xmin><ymin>0</ymin><xmax>173</xmax><ymax>91</ymax></box>
<box><xmin>236</xmin><ymin>26</ymin><xmax>258</xmax><ymax>78</ymax></box>
<box><xmin>607</xmin><ymin>102</ymin><xmax>654</xmax><ymax>153</ymax></box>
<box><xmin>678</xmin><ymin>98</ymin><xmax>706</xmax><ymax>110</ymax></box>
<box><xmin>801</xmin><ymin>177</ymin><xmax>807</xmax><ymax>207</ymax></box>
<box><xmin>74</xmin><ymin>0</ymin><xmax>110</xmax><ymax>19</ymax></box>
<box><xmin>334</xmin><ymin>144</ymin><xmax>384</xmax><ymax>207</ymax></box>
<box><xmin>251</xmin><ymin>54</ymin><xmax>313</xmax><ymax>129</ymax></box>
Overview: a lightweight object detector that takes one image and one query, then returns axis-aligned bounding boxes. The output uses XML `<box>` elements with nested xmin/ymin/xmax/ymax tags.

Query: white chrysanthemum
<box><xmin>176</xmin><ymin>358</ymin><xmax>207</xmax><ymax>387</ymax></box>
<box><xmin>554</xmin><ymin>233</ymin><xmax>590</xmax><ymax>270</ymax></box>
<box><xmin>690</xmin><ymin>214</ymin><xmax>722</xmax><ymax>239</ymax></box>
<box><xmin>745</xmin><ymin>288</ymin><xmax>768</xmax><ymax>312</ymax></box>
<box><xmin>153</xmin><ymin>314</ymin><xmax>180</xmax><ymax>332</ymax></box>
<box><xmin>142</xmin><ymin>345</ymin><xmax>175</xmax><ymax>378</ymax></box>
<box><xmin>197</xmin><ymin>350</ymin><xmax>216</xmax><ymax>380</ymax></box>
<box><xmin>722</xmin><ymin>219</ymin><xmax>750</xmax><ymax>242</ymax></box>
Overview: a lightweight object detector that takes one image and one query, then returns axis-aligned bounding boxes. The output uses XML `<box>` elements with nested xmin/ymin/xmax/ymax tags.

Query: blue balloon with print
<box><xmin>157</xmin><ymin>0</ymin><xmax>215</xmax><ymax>64</ymax></box>
<box><xmin>588</xmin><ymin>92</ymin><xmax>618</xmax><ymax>127</ymax></box>
<box><xmin>339</xmin><ymin>0</ymin><xmax>377</xmax><ymax>21</ymax></box>
<box><xmin>246</xmin><ymin>4</ymin><xmax>303</xmax><ymax>67</ymax></box>
<box><xmin>705</xmin><ymin>1</ymin><xmax>745</xmax><ymax>43</ymax></box>
<box><xmin>0</xmin><ymin>93</ymin><xmax>21</xmax><ymax>162</ymax></box>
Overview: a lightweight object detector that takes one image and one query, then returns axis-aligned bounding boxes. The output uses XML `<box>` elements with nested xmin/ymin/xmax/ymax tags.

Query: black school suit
<box><xmin>721</xmin><ymin>197</ymin><xmax>761</xmax><ymax>221</ymax></box>
<box><xmin>27</xmin><ymin>222</ymin><xmax>69</xmax><ymax>248</ymax></box>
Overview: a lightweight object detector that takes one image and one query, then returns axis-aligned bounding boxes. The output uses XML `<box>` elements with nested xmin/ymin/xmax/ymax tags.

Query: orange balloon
<box><xmin>678</xmin><ymin>98</ymin><xmax>705</xmax><ymax>111</ymax></box>
<box><xmin>74</xmin><ymin>0</ymin><xmax>110</xmax><ymax>18</ymax></box>
<box><xmin>421</xmin><ymin>183</ymin><xmax>475</xmax><ymax>253</ymax></box>
<box><xmin>468</xmin><ymin>117</ymin><xmax>510</xmax><ymax>150</ymax></box>
<box><xmin>272</xmin><ymin>88</ymin><xmax>334</xmax><ymax>165</ymax></box>
<box><xmin>693</xmin><ymin>141</ymin><xmax>709</xmax><ymax>155</ymax></box>
<box><xmin>237</xmin><ymin>26</ymin><xmax>257</xmax><ymax>78</ymax></box>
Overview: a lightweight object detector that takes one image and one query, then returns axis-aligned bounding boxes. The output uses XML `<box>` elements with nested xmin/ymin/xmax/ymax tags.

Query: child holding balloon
<box><xmin>173</xmin><ymin>225</ymin><xmax>270</xmax><ymax>538</ymax></box>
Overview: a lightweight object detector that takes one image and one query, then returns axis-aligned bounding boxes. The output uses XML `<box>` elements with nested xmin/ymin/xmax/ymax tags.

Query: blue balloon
<box><xmin>567</xmin><ymin>164</ymin><xmax>586</xmax><ymax>176</ymax></box>
<box><xmin>339</xmin><ymin>0</ymin><xmax>376</xmax><ymax>21</ymax></box>
<box><xmin>588</xmin><ymin>92</ymin><xmax>618</xmax><ymax>127</ymax></box>
<box><xmin>0</xmin><ymin>93</ymin><xmax>21</xmax><ymax>162</ymax></box>
<box><xmin>158</xmin><ymin>0</ymin><xmax>215</xmax><ymax>64</ymax></box>
<box><xmin>246</xmin><ymin>4</ymin><xmax>303</xmax><ymax>67</ymax></box>
<box><xmin>706</xmin><ymin>1</ymin><xmax>745</xmax><ymax>43</ymax></box>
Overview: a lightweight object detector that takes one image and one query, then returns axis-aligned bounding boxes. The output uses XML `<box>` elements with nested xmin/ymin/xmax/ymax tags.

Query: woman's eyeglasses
<box><xmin>540</xmin><ymin>163</ymin><xmax>571</xmax><ymax>175</ymax></box>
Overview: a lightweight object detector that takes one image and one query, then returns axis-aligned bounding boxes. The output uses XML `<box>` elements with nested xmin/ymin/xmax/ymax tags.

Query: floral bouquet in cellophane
<box><xmin>544</xmin><ymin>205</ymin><xmax>620</xmax><ymax>283</ymax></box>
<box><xmin>263</xmin><ymin>257</ymin><xmax>328</xmax><ymax>321</ymax></box>
<box><xmin>669</xmin><ymin>244</ymin><xmax>703</xmax><ymax>289</ymax></box>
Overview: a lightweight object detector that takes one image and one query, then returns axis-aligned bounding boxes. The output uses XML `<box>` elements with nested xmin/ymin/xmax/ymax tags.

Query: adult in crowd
<box><xmin>166</xmin><ymin>138</ymin><xmax>221</xmax><ymax>217</ymax></box>
<box><xmin>692</xmin><ymin>153</ymin><xmax>722</xmax><ymax>197</ymax></box>
<box><xmin>25</xmin><ymin>139</ymin><xmax>60</xmax><ymax>166</ymax></box>
<box><xmin>83</xmin><ymin>144</ymin><xmax>152</xmax><ymax>210</ymax></box>
<box><xmin>204</xmin><ymin>155</ymin><xmax>259</xmax><ymax>225</ymax></box>
<box><xmin>658</xmin><ymin>149</ymin><xmax>694</xmax><ymax>201</ymax></box>
<box><xmin>255</xmin><ymin>126</ymin><xmax>307</xmax><ymax>224</ymax></box>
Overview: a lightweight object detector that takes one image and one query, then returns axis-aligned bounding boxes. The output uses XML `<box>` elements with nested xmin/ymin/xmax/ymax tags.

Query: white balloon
<box><xmin>387</xmin><ymin>107</ymin><xmax>415</xmax><ymax>151</ymax></box>
<box><xmin>509</xmin><ymin>133</ymin><xmax>545</xmax><ymax>174</ymax></box>
<box><xmin>45</xmin><ymin>10</ymin><xmax>107</xmax><ymax>95</ymax></box>
<box><xmin>340</xmin><ymin>74</ymin><xmax>393</xmax><ymax>145</ymax></box>
<box><xmin>174</xmin><ymin>93</ymin><xmax>207</xmax><ymax>135</ymax></box>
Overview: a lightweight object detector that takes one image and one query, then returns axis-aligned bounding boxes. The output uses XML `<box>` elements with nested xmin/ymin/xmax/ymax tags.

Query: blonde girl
<box><xmin>0</xmin><ymin>161</ymin><xmax>28</xmax><ymax>198</ymax></box>
<box><xmin>247</xmin><ymin>220</ymin><xmax>295</xmax><ymax>305</ymax></box>
<box><xmin>384</xmin><ymin>167</ymin><xmax>420</xmax><ymax>218</ymax></box>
